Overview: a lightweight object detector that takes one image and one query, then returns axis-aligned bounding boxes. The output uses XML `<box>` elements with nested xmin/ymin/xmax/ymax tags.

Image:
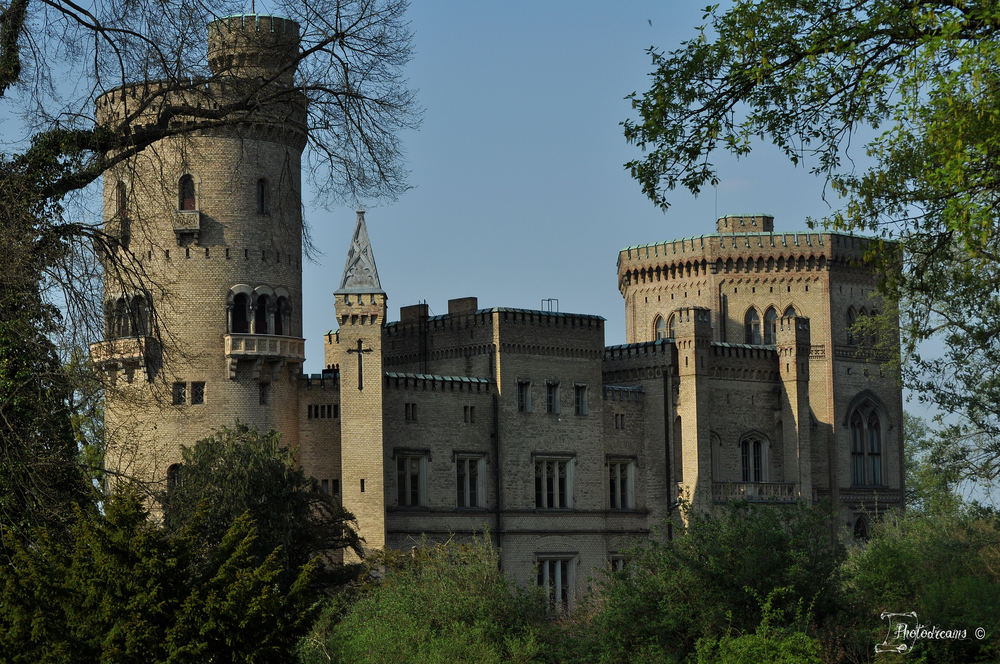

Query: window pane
<box><xmin>397</xmin><ymin>457</ymin><xmax>406</xmax><ymax>504</ymax></box>
<box><xmin>546</xmin><ymin>462</ymin><xmax>554</xmax><ymax>507</ymax></box>
<box><xmin>469</xmin><ymin>459</ymin><xmax>478</xmax><ymax>506</ymax></box>
<box><xmin>535</xmin><ymin>462</ymin><xmax>543</xmax><ymax>507</ymax></box>
<box><xmin>457</xmin><ymin>459</ymin><xmax>466</xmax><ymax>506</ymax></box>
<box><xmin>557</xmin><ymin>461</ymin><xmax>567</xmax><ymax>507</ymax></box>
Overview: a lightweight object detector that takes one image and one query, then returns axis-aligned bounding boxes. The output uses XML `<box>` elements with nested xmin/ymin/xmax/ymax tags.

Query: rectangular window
<box><xmin>517</xmin><ymin>380</ymin><xmax>532</xmax><ymax>413</ymax></box>
<box><xmin>608</xmin><ymin>459</ymin><xmax>635</xmax><ymax>510</ymax></box>
<box><xmin>333</xmin><ymin>404</ymin><xmax>340</xmax><ymax>418</ymax></box>
<box><xmin>172</xmin><ymin>382</ymin><xmax>186</xmax><ymax>405</ymax></box>
<box><xmin>536</xmin><ymin>557</ymin><xmax>574</xmax><ymax>615</ymax></box>
<box><xmin>534</xmin><ymin>457</ymin><xmax>573</xmax><ymax>509</ymax></box>
<box><xmin>456</xmin><ymin>455</ymin><xmax>485</xmax><ymax>508</ymax></box>
<box><xmin>259</xmin><ymin>383</ymin><xmax>270</xmax><ymax>405</ymax></box>
<box><xmin>463</xmin><ymin>405</ymin><xmax>476</xmax><ymax>423</ymax></box>
<box><xmin>396</xmin><ymin>454</ymin><xmax>426</xmax><ymax>507</ymax></box>
<box><xmin>609</xmin><ymin>554</ymin><xmax>627</xmax><ymax>573</ymax></box>
<box><xmin>405</xmin><ymin>402</ymin><xmax>417</xmax><ymax>422</ymax></box>
<box><xmin>614</xmin><ymin>413</ymin><xmax>626</xmax><ymax>430</ymax></box>
<box><xmin>546</xmin><ymin>382</ymin><xmax>560</xmax><ymax>414</ymax></box>
<box><xmin>321</xmin><ymin>479</ymin><xmax>330</xmax><ymax>494</ymax></box>
<box><xmin>190</xmin><ymin>382</ymin><xmax>205</xmax><ymax>405</ymax></box>
<box><xmin>574</xmin><ymin>384</ymin><xmax>588</xmax><ymax>416</ymax></box>
<box><xmin>307</xmin><ymin>404</ymin><xmax>313</xmax><ymax>419</ymax></box>
<box><xmin>332</xmin><ymin>479</ymin><xmax>340</xmax><ymax>496</ymax></box>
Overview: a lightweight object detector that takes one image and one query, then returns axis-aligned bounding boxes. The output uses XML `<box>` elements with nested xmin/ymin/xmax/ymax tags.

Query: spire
<box><xmin>336</xmin><ymin>209</ymin><xmax>385</xmax><ymax>294</ymax></box>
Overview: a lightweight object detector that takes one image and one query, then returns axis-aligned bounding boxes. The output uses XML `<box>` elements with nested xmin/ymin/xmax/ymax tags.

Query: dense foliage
<box><xmin>161</xmin><ymin>423</ymin><xmax>361</xmax><ymax>584</ymax></box>
<box><xmin>623</xmin><ymin>0</ymin><xmax>1000</xmax><ymax>479</ymax></box>
<box><xmin>558</xmin><ymin>503</ymin><xmax>844</xmax><ymax>664</ymax></box>
<box><xmin>298</xmin><ymin>537</ymin><xmax>547</xmax><ymax>664</ymax></box>
<box><xmin>0</xmin><ymin>490</ymin><xmax>316</xmax><ymax>663</ymax></box>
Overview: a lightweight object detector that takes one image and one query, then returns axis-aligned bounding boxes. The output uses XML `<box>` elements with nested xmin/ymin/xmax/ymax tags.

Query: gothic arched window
<box><xmin>744</xmin><ymin>308</ymin><xmax>761</xmax><ymax>345</ymax></box>
<box><xmin>179</xmin><ymin>174</ymin><xmax>196</xmax><ymax>211</ymax></box>
<box><xmin>654</xmin><ymin>316</ymin><xmax>667</xmax><ymax>340</ymax></box>
<box><xmin>668</xmin><ymin>314</ymin><xmax>676</xmax><ymax>339</ymax></box>
<box><xmin>740</xmin><ymin>436</ymin><xmax>766</xmax><ymax>482</ymax></box>
<box><xmin>783</xmin><ymin>305</ymin><xmax>797</xmax><ymax>319</ymax></box>
<box><xmin>763</xmin><ymin>306</ymin><xmax>778</xmax><ymax>345</ymax></box>
<box><xmin>849</xmin><ymin>398</ymin><xmax>885</xmax><ymax>486</ymax></box>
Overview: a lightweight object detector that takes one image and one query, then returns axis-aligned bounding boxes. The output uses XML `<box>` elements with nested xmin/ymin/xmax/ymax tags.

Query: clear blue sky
<box><xmin>300</xmin><ymin>1</ymin><xmax>839</xmax><ymax>370</ymax></box>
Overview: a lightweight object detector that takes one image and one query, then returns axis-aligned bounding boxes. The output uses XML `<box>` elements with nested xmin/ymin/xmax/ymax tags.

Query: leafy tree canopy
<box><xmin>297</xmin><ymin>536</ymin><xmax>547</xmax><ymax>664</ymax></box>
<box><xmin>0</xmin><ymin>489</ymin><xmax>316</xmax><ymax>664</ymax></box>
<box><xmin>161</xmin><ymin>423</ymin><xmax>361</xmax><ymax>583</ymax></box>
<box><xmin>624</xmin><ymin>0</ymin><xmax>1000</xmax><ymax>475</ymax></box>
<box><xmin>571</xmin><ymin>503</ymin><xmax>844</xmax><ymax>663</ymax></box>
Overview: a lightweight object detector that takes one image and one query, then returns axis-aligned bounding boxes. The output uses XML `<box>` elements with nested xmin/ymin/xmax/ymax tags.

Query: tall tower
<box><xmin>93</xmin><ymin>15</ymin><xmax>307</xmax><ymax>488</ymax></box>
<box><xmin>328</xmin><ymin>210</ymin><xmax>388</xmax><ymax>553</ymax></box>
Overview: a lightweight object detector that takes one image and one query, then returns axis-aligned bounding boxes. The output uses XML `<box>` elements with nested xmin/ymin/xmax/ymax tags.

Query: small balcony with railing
<box><xmin>224</xmin><ymin>334</ymin><xmax>305</xmax><ymax>380</ymax></box>
<box><xmin>90</xmin><ymin>336</ymin><xmax>159</xmax><ymax>380</ymax></box>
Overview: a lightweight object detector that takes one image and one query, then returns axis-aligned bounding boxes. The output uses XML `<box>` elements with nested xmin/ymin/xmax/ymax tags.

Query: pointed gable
<box><xmin>336</xmin><ymin>209</ymin><xmax>385</xmax><ymax>294</ymax></box>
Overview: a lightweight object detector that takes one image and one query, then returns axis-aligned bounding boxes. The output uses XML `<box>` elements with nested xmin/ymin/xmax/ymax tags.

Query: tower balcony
<box><xmin>712</xmin><ymin>481</ymin><xmax>800</xmax><ymax>504</ymax></box>
<box><xmin>90</xmin><ymin>336</ymin><xmax>159</xmax><ymax>380</ymax></box>
<box><xmin>224</xmin><ymin>333</ymin><xmax>305</xmax><ymax>380</ymax></box>
<box><xmin>172</xmin><ymin>210</ymin><xmax>202</xmax><ymax>245</ymax></box>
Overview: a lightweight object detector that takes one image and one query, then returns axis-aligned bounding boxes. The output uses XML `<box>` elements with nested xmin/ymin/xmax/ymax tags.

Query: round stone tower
<box><xmin>93</xmin><ymin>15</ymin><xmax>308</xmax><ymax>490</ymax></box>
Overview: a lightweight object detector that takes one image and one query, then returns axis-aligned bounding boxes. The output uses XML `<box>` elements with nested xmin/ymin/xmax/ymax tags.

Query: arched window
<box><xmin>178</xmin><ymin>174</ymin><xmax>196</xmax><ymax>210</ymax></box>
<box><xmin>849</xmin><ymin>399</ymin><xmax>884</xmax><ymax>486</ymax></box>
<box><xmin>114</xmin><ymin>297</ymin><xmax>130</xmax><ymax>338</ymax></box>
<box><xmin>166</xmin><ymin>464</ymin><xmax>181</xmax><ymax>493</ymax></box>
<box><xmin>274</xmin><ymin>296</ymin><xmax>290</xmax><ymax>336</ymax></box>
<box><xmin>654</xmin><ymin>316</ymin><xmax>667</xmax><ymax>340</ymax></box>
<box><xmin>131</xmin><ymin>295</ymin><xmax>149</xmax><ymax>336</ymax></box>
<box><xmin>868</xmin><ymin>411</ymin><xmax>882</xmax><ymax>485</ymax></box>
<box><xmin>232</xmin><ymin>293</ymin><xmax>250</xmax><ymax>334</ymax></box>
<box><xmin>668</xmin><ymin>314</ymin><xmax>676</xmax><ymax>339</ymax></box>
<box><xmin>744</xmin><ymin>308</ymin><xmax>761</xmax><ymax>345</ymax></box>
<box><xmin>853</xmin><ymin>515</ymin><xmax>869</xmax><ymax>541</ymax></box>
<box><xmin>254</xmin><ymin>294</ymin><xmax>270</xmax><ymax>334</ymax></box>
<box><xmin>673</xmin><ymin>416</ymin><xmax>683</xmax><ymax>482</ymax></box>
<box><xmin>740</xmin><ymin>436</ymin><xmax>766</xmax><ymax>482</ymax></box>
<box><xmin>256</xmin><ymin>178</ymin><xmax>269</xmax><ymax>214</ymax></box>
<box><xmin>846</xmin><ymin>307</ymin><xmax>857</xmax><ymax>345</ymax></box>
<box><xmin>116</xmin><ymin>181</ymin><xmax>130</xmax><ymax>249</ymax></box>
<box><xmin>783</xmin><ymin>305</ymin><xmax>797</xmax><ymax>319</ymax></box>
<box><xmin>763</xmin><ymin>307</ymin><xmax>778</xmax><ymax>345</ymax></box>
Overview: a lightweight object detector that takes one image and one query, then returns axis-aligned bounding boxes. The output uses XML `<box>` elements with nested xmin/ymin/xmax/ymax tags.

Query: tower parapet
<box><xmin>717</xmin><ymin>214</ymin><xmax>774</xmax><ymax>234</ymax></box>
<box><xmin>208</xmin><ymin>15</ymin><xmax>300</xmax><ymax>85</ymax></box>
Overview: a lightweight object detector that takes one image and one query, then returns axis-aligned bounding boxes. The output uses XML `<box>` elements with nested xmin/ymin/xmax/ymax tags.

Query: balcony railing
<box><xmin>90</xmin><ymin>336</ymin><xmax>154</xmax><ymax>365</ymax></box>
<box><xmin>713</xmin><ymin>481</ymin><xmax>799</xmax><ymax>504</ymax></box>
<box><xmin>172</xmin><ymin>209</ymin><xmax>201</xmax><ymax>244</ymax></box>
<box><xmin>225</xmin><ymin>334</ymin><xmax>305</xmax><ymax>362</ymax></box>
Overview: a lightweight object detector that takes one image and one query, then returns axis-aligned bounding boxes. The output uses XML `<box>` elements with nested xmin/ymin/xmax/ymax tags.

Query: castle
<box><xmin>92</xmin><ymin>15</ymin><xmax>903</xmax><ymax>611</ymax></box>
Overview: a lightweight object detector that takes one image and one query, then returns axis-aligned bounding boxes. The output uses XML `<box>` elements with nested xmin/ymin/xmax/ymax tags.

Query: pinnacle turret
<box><xmin>336</xmin><ymin>209</ymin><xmax>384</xmax><ymax>294</ymax></box>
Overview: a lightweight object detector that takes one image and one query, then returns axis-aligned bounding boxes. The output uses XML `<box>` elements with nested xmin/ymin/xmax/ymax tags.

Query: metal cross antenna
<box><xmin>346</xmin><ymin>338</ymin><xmax>372</xmax><ymax>390</ymax></box>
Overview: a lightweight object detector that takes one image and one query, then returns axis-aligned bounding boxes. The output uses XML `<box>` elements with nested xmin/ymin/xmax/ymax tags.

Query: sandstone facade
<box><xmin>94</xmin><ymin>18</ymin><xmax>903</xmax><ymax>612</ymax></box>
